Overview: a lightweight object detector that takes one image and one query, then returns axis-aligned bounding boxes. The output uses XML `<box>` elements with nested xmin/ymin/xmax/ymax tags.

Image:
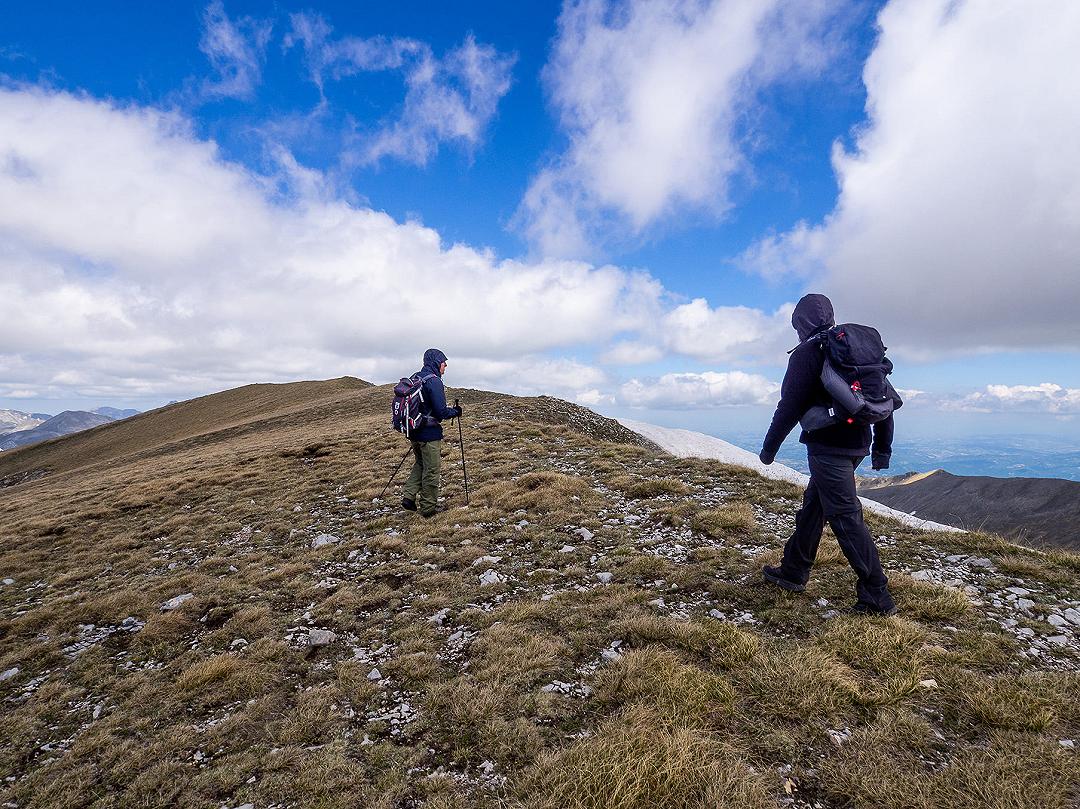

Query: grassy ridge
<box><xmin>1</xmin><ymin>380</ymin><xmax>1078</xmax><ymax>808</ymax></box>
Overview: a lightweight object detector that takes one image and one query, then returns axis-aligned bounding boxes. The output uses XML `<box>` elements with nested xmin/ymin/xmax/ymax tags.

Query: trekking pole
<box><xmin>378</xmin><ymin>446</ymin><xmax>413</xmax><ymax>501</ymax></box>
<box><xmin>455</xmin><ymin>397</ymin><xmax>469</xmax><ymax>506</ymax></box>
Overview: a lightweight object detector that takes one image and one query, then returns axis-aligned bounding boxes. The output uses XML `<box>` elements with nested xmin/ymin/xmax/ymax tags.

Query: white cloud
<box><xmin>601</xmin><ymin>340</ymin><xmax>665</xmax><ymax>365</ymax></box>
<box><xmin>199</xmin><ymin>1</ymin><xmax>272</xmax><ymax>101</ymax></box>
<box><xmin>519</xmin><ymin>0</ymin><xmax>852</xmax><ymax>256</ymax></box>
<box><xmin>742</xmin><ymin>0</ymin><xmax>1080</xmax><ymax>352</ymax></box>
<box><xmin>944</xmin><ymin>383</ymin><xmax>1080</xmax><ymax>415</ymax></box>
<box><xmin>660</xmin><ymin>299</ymin><xmax>794</xmax><ymax>363</ymax></box>
<box><xmin>0</xmin><ymin>86</ymin><xmax>666</xmax><ymax>403</ymax></box>
<box><xmin>620</xmin><ymin>371</ymin><xmax>780</xmax><ymax>409</ymax></box>
<box><xmin>284</xmin><ymin>14</ymin><xmax>515</xmax><ymax>167</ymax></box>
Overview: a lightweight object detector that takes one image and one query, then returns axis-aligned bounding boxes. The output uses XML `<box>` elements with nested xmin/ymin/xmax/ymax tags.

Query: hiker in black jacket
<box><xmin>401</xmin><ymin>348</ymin><xmax>461</xmax><ymax>518</ymax></box>
<box><xmin>759</xmin><ymin>294</ymin><xmax>897</xmax><ymax>615</ymax></box>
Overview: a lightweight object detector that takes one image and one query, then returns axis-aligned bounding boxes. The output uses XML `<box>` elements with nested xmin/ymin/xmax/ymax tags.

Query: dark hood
<box><xmin>423</xmin><ymin>348</ymin><xmax>448</xmax><ymax>375</ymax></box>
<box><xmin>791</xmin><ymin>294</ymin><xmax>834</xmax><ymax>342</ymax></box>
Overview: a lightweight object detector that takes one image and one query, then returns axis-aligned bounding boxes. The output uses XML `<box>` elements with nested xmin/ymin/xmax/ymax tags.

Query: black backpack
<box><xmin>800</xmin><ymin>323</ymin><xmax>903</xmax><ymax>432</ymax></box>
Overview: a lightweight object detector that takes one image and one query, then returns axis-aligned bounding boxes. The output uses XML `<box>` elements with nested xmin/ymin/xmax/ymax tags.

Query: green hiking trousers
<box><xmin>402</xmin><ymin>439</ymin><xmax>441</xmax><ymax>515</ymax></box>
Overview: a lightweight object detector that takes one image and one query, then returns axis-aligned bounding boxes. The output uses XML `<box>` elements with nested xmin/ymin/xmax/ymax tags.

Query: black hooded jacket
<box><xmin>762</xmin><ymin>295</ymin><xmax>894</xmax><ymax>465</ymax></box>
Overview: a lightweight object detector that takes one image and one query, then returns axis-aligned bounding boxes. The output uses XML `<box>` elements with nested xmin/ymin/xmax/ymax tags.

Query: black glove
<box><xmin>758</xmin><ymin>449</ymin><xmax>775</xmax><ymax>466</ymax></box>
<box><xmin>871</xmin><ymin>452</ymin><xmax>890</xmax><ymax>471</ymax></box>
<box><xmin>452</xmin><ymin>406</ymin><xmax>463</xmax><ymax>418</ymax></box>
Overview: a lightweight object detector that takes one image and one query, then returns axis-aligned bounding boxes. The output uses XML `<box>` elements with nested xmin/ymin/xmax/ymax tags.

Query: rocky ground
<box><xmin>1</xmin><ymin>385</ymin><xmax>1078</xmax><ymax>808</ymax></box>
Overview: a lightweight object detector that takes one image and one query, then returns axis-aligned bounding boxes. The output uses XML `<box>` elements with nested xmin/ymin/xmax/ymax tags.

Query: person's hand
<box><xmin>758</xmin><ymin>449</ymin><xmax>775</xmax><ymax>466</ymax></box>
<box><xmin>872</xmin><ymin>453</ymin><xmax>889</xmax><ymax>471</ymax></box>
<box><xmin>453</xmin><ymin>405</ymin><xmax>463</xmax><ymax>418</ymax></box>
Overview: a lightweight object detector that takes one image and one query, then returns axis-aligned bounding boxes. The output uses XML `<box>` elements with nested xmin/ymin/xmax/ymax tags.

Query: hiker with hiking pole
<box><xmin>389</xmin><ymin>349</ymin><xmax>461</xmax><ymax>518</ymax></box>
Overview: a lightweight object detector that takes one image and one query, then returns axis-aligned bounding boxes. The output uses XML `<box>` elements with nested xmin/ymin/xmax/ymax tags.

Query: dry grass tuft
<box><xmin>613</xmin><ymin>614</ymin><xmax>759</xmax><ymax>669</ymax></box>
<box><xmin>947</xmin><ymin>670</ymin><xmax>1080</xmax><ymax>732</ymax></box>
<box><xmin>691</xmin><ymin>503</ymin><xmax>756</xmax><ymax>537</ymax></box>
<box><xmin>593</xmin><ymin>647</ymin><xmax>735</xmax><ymax>725</ymax></box>
<box><xmin>740</xmin><ymin>643</ymin><xmax>856</xmax><ymax>720</ymax></box>
<box><xmin>820</xmin><ymin>617</ymin><xmax>928</xmax><ymax>706</ymax></box>
<box><xmin>479</xmin><ymin>471</ymin><xmax>596</xmax><ymax>514</ymax></box>
<box><xmin>608</xmin><ymin>474</ymin><xmax>692</xmax><ymax>499</ymax></box>
<box><xmin>516</xmin><ymin>705</ymin><xmax>773</xmax><ymax>809</ymax></box>
<box><xmin>821</xmin><ymin>716</ymin><xmax>1077</xmax><ymax>809</ymax></box>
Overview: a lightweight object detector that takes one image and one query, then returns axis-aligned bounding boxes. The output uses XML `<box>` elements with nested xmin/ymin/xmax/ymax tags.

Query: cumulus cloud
<box><xmin>518</xmin><ymin>0</ymin><xmax>852</xmax><ymax>256</ymax></box>
<box><xmin>620</xmin><ymin>371</ymin><xmax>780</xmax><ymax>409</ymax></box>
<box><xmin>943</xmin><ymin>383</ymin><xmax>1080</xmax><ymax>415</ymax></box>
<box><xmin>0</xmin><ymin>86</ymin><xmax>666</xmax><ymax>403</ymax></box>
<box><xmin>660</xmin><ymin>299</ymin><xmax>794</xmax><ymax>363</ymax></box>
<box><xmin>284</xmin><ymin>13</ymin><xmax>515</xmax><ymax>166</ymax></box>
<box><xmin>199</xmin><ymin>0</ymin><xmax>272</xmax><ymax>101</ymax></box>
<box><xmin>742</xmin><ymin>0</ymin><xmax>1080</xmax><ymax>352</ymax></box>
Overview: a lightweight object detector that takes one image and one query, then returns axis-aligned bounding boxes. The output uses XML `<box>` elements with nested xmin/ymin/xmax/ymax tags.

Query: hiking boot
<box><xmin>401</xmin><ymin>498</ymin><xmax>417</xmax><ymax>512</ymax></box>
<box><xmin>762</xmin><ymin>565</ymin><xmax>806</xmax><ymax>593</ymax></box>
<box><xmin>849</xmin><ymin>601</ymin><xmax>898</xmax><ymax>617</ymax></box>
<box><xmin>420</xmin><ymin>505</ymin><xmax>449</xmax><ymax>519</ymax></box>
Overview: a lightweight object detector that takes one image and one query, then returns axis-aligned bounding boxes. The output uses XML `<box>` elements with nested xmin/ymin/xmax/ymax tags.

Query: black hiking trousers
<box><xmin>777</xmin><ymin>453</ymin><xmax>895</xmax><ymax>612</ymax></box>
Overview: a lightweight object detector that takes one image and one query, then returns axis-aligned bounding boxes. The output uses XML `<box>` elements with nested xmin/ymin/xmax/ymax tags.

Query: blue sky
<box><xmin>2</xmin><ymin>0</ymin><xmax>1079</xmax><ymax>450</ymax></box>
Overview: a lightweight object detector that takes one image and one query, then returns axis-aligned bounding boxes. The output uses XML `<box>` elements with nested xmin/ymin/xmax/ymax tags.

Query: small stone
<box><xmin>601</xmin><ymin>648</ymin><xmax>622</xmax><ymax>662</ymax></box>
<box><xmin>1</xmin><ymin>578</ymin><xmax>14</xmax><ymax>586</ymax></box>
<box><xmin>479</xmin><ymin>760</ymin><xmax>496</xmax><ymax>775</ymax></box>
<box><xmin>0</xmin><ymin>668</ymin><xmax>19</xmax><ymax>682</ymax></box>
<box><xmin>709</xmin><ymin>609</ymin><xmax>726</xmax><ymax>620</ymax></box>
<box><xmin>311</xmin><ymin>534</ymin><xmax>340</xmax><ymax>549</ymax></box>
<box><xmin>1046</xmin><ymin>635</ymin><xmax>1068</xmax><ymax>646</ymax></box>
<box><xmin>1047</xmin><ymin>614</ymin><xmax>1068</xmax><ymax>628</ymax></box>
<box><xmin>945</xmin><ymin>554</ymin><xmax>966</xmax><ymax>563</ymax></box>
<box><xmin>1016</xmin><ymin>598</ymin><xmax>1035</xmax><ymax>611</ymax></box>
<box><xmin>559</xmin><ymin>545</ymin><xmax>576</xmax><ymax>553</ymax></box>
<box><xmin>1063</xmin><ymin>608</ymin><xmax>1080</xmax><ymax>627</ymax></box>
<box><xmin>596</xmin><ymin>572</ymin><xmax>613</xmax><ymax>585</ymax></box>
<box><xmin>235</xmin><ymin>804</ymin><xmax>255</xmax><ymax>809</ymax></box>
<box><xmin>1006</xmin><ymin>586</ymin><xmax>1031</xmax><ymax>596</ymax></box>
<box><xmin>93</xmin><ymin>703</ymin><xmax>104</xmax><ymax>720</ymax></box>
<box><xmin>966</xmin><ymin>557</ymin><xmax>993</xmax><ymax>568</ymax></box>
<box><xmin>911</xmin><ymin>570</ymin><xmax>935</xmax><ymax>582</ymax></box>
<box><xmin>479</xmin><ymin>569</ymin><xmax>507</xmax><ymax>587</ymax></box>
<box><xmin>918</xmin><ymin>679</ymin><xmax>938</xmax><ymax>689</ymax></box>
<box><xmin>230</xmin><ymin>638</ymin><xmax>249</xmax><ymax>649</ymax></box>
<box><xmin>367</xmin><ymin>668</ymin><xmax>383</xmax><ymax>681</ymax></box>
<box><xmin>293</xmin><ymin>505</ymin><xmax>303</xmax><ymax>512</ymax></box>
<box><xmin>160</xmin><ymin>593</ymin><xmax>194</xmax><ymax>611</ymax></box>
<box><xmin>575</xmin><ymin>527</ymin><xmax>595</xmax><ymax>542</ymax></box>
<box><xmin>307</xmin><ymin>629</ymin><xmax>337</xmax><ymax>647</ymax></box>
<box><xmin>471</xmin><ymin>555</ymin><xmax>503</xmax><ymax>567</ymax></box>
<box><xmin>648</xmin><ymin>598</ymin><xmax>666</xmax><ymax>607</ymax></box>
<box><xmin>428</xmin><ymin>608</ymin><xmax>450</xmax><ymax>625</ymax></box>
<box><xmin>1060</xmin><ymin>739</ymin><xmax>1075</xmax><ymax>749</ymax></box>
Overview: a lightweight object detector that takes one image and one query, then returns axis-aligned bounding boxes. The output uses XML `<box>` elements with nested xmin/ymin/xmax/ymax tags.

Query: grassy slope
<box><xmin>1</xmin><ymin>380</ymin><xmax>1078</xmax><ymax>809</ymax></box>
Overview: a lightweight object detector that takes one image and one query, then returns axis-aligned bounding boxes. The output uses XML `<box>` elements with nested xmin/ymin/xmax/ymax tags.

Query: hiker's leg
<box><xmin>402</xmin><ymin>441</ymin><xmax>424</xmax><ymax>502</ymax></box>
<box><xmin>815</xmin><ymin>455</ymin><xmax>894</xmax><ymax>611</ymax></box>
<box><xmin>417</xmin><ymin>440</ymin><xmax>442</xmax><ymax>515</ymax></box>
<box><xmin>778</xmin><ymin>462</ymin><xmax>825</xmax><ymax>585</ymax></box>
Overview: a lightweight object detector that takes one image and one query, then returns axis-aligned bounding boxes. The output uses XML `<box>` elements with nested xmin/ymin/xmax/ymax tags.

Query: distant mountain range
<box><xmin>858</xmin><ymin>470</ymin><xmax>1080</xmax><ymax>550</ymax></box>
<box><xmin>0</xmin><ymin>406</ymin><xmax>141</xmax><ymax>451</ymax></box>
<box><xmin>0</xmin><ymin>411</ymin><xmax>115</xmax><ymax>451</ymax></box>
<box><xmin>0</xmin><ymin>409</ymin><xmax>51</xmax><ymax>436</ymax></box>
<box><xmin>93</xmin><ymin>407</ymin><xmax>140</xmax><ymax>420</ymax></box>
